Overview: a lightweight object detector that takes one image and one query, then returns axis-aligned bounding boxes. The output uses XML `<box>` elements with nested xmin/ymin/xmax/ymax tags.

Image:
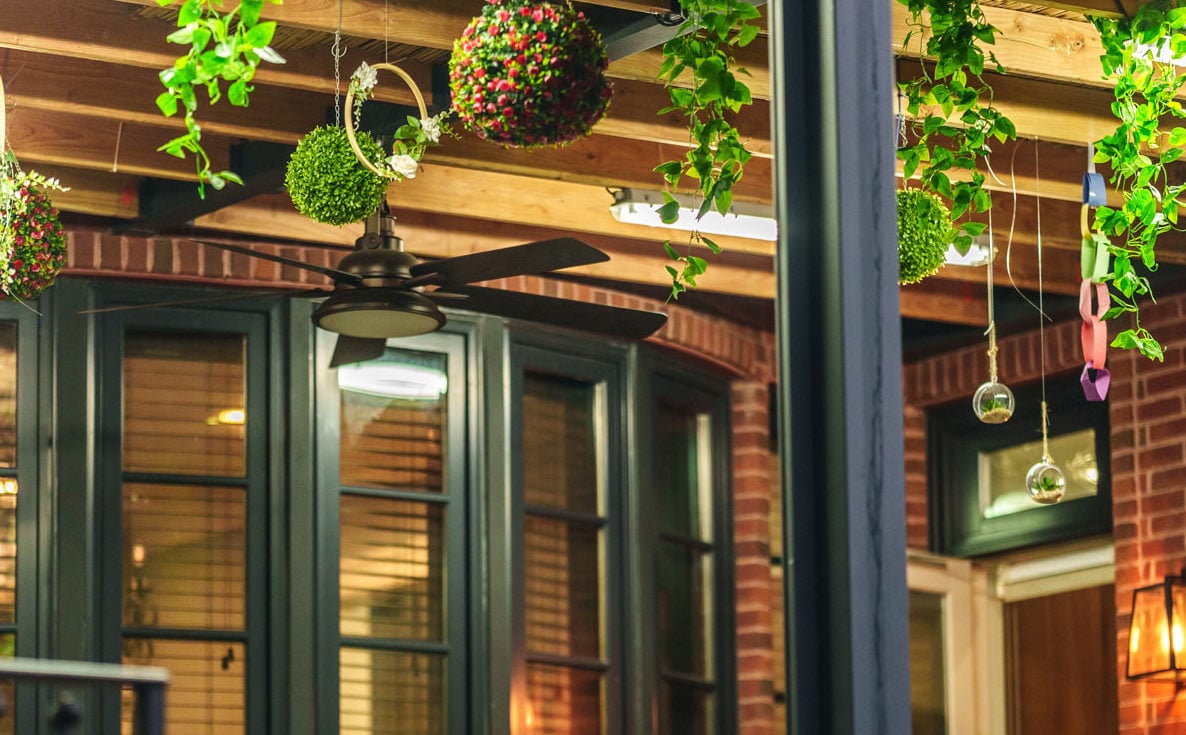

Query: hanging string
<box><xmin>384</xmin><ymin>0</ymin><xmax>390</xmax><ymax>65</ymax></box>
<box><xmin>1035</xmin><ymin>137</ymin><xmax>1052</xmax><ymax>462</ymax></box>
<box><xmin>1005</xmin><ymin>139</ymin><xmax>1048</xmax><ymax>319</ymax></box>
<box><xmin>986</xmin><ymin>199</ymin><xmax>1000</xmax><ymax>383</ymax></box>
<box><xmin>331</xmin><ymin>0</ymin><xmax>346</xmax><ymax>126</ymax></box>
<box><xmin>111</xmin><ymin>121</ymin><xmax>124</xmax><ymax>173</ymax></box>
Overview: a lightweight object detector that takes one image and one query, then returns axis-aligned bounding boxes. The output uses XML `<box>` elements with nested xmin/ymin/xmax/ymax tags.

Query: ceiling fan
<box><xmin>184</xmin><ymin>205</ymin><xmax>668</xmax><ymax>367</ymax></box>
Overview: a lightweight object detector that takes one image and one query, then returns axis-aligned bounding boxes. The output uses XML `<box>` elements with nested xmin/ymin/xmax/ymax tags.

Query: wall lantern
<box><xmin>1127</xmin><ymin>571</ymin><xmax>1186</xmax><ymax>683</ymax></box>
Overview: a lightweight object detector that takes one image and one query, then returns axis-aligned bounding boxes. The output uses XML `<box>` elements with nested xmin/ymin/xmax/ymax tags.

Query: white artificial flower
<box><xmin>387</xmin><ymin>154</ymin><xmax>419</xmax><ymax>179</ymax></box>
<box><xmin>352</xmin><ymin>62</ymin><xmax>378</xmax><ymax>92</ymax></box>
<box><xmin>421</xmin><ymin>115</ymin><xmax>442</xmax><ymax>144</ymax></box>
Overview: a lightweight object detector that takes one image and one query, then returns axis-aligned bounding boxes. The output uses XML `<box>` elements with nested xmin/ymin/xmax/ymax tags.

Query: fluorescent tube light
<box><xmin>337</xmin><ymin>361</ymin><xmax>448</xmax><ymax>400</ymax></box>
<box><xmin>944</xmin><ymin>236</ymin><xmax>994</xmax><ymax>267</ymax></box>
<box><xmin>609</xmin><ymin>188</ymin><xmax>777</xmax><ymax>241</ymax></box>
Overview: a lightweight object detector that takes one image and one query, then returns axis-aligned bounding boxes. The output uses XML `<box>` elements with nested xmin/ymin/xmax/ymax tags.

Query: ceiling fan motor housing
<box><xmin>312</xmin><ymin>221</ymin><xmax>447</xmax><ymax>339</ymax></box>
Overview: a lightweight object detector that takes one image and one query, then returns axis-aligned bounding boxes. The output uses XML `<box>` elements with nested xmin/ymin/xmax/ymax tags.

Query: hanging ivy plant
<box><xmin>654</xmin><ymin>0</ymin><xmax>761</xmax><ymax>299</ymax></box>
<box><xmin>1091</xmin><ymin>0</ymin><xmax>1186</xmax><ymax>362</ymax></box>
<box><xmin>896</xmin><ymin>0</ymin><xmax>1016</xmax><ymax>253</ymax></box>
<box><xmin>155</xmin><ymin>0</ymin><xmax>286</xmax><ymax>197</ymax></box>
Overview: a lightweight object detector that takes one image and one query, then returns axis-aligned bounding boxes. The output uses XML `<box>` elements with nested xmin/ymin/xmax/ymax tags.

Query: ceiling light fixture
<box><xmin>609</xmin><ymin>187</ymin><xmax>778</xmax><ymax>241</ymax></box>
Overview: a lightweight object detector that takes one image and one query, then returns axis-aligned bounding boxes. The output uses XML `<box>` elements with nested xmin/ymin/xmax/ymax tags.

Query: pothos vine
<box><xmin>155</xmin><ymin>0</ymin><xmax>286</xmax><ymax>197</ymax></box>
<box><xmin>654</xmin><ymin>0</ymin><xmax>760</xmax><ymax>299</ymax></box>
<box><xmin>1091</xmin><ymin>0</ymin><xmax>1186</xmax><ymax>361</ymax></box>
<box><xmin>896</xmin><ymin>0</ymin><xmax>1016</xmax><ymax>255</ymax></box>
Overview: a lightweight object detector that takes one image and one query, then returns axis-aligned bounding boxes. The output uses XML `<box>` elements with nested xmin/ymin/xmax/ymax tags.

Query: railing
<box><xmin>0</xmin><ymin>658</ymin><xmax>169</xmax><ymax>734</ymax></box>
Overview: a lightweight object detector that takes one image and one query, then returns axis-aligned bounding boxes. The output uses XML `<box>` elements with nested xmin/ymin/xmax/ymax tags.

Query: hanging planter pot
<box><xmin>448</xmin><ymin>0</ymin><xmax>612</xmax><ymax>148</ymax></box>
<box><xmin>896</xmin><ymin>189</ymin><xmax>951</xmax><ymax>285</ymax></box>
<box><xmin>0</xmin><ymin>76</ymin><xmax>67</xmax><ymax>301</ymax></box>
<box><xmin>285</xmin><ymin>125</ymin><xmax>390</xmax><ymax>226</ymax></box>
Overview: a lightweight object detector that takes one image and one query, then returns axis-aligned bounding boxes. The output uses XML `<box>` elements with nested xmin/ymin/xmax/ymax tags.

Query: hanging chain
<box><xmin>331</xmin><ymin>0</ymin><xmax>346</xmax><ymax>126</ymax></box>
<box><xmin>1041</xmin><ymin>400</ymin><xmax>1051</xmax><ymax>462</ymax></box>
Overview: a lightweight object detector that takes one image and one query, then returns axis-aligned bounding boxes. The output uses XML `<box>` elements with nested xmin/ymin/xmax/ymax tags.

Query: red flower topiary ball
<box><xmin>0</xmin><ymin>181</ymin><xmax>67</xmax><ymax>301</ymax></box>
<box><xmin>449</xmin><ymin>0</ymin><xmax>612</xmax><ymax>148</ymax></box>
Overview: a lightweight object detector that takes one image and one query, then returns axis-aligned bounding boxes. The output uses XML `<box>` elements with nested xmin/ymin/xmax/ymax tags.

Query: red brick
<box><xmin>124</xmin><ymin>238</ymin><xmax>148</xmax><ymax>272</ymax></box>
<box><xmin>99</xmin><ymin>234</ymin><xmax>122</xmax><ymax>271</ymax></box>
<box><xmin>68</xmin><ymin>231</ymin><xmax>96</xmax><ymax>269</ymax></box>
<box><xmin>1139</xmin><ymin>444</ymin><xmax>1184</xmax><ymax>469</ymax></box>
<box><xmin>1140</xmin><ymin>397</ymin><xmax>1185</xmax><ymax>423</ymax></box>
<box><xmin>151</xmin><ymin>239</ymin><xmax>173</xmax><ymax>275</ymax></box>
<box><xmin>176</xmin><ymin>240</ymin><xmax>200</xmax><ymax>276</ymax></box>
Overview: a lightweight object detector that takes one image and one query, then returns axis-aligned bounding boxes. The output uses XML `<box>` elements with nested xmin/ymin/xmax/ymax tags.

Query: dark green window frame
<box><xmin>93</xmin><ymin>300</ymin><xmax>276</xmax><ymax>733</ymax></box>
<box><xmin>313</xmin><ymin>327</ymin><xmax>475</xmax><ymax>735</ymax></box>
<box><xmin>928</xmin><ymin>374</ymin><xmax>1113</xmax><ymax>557</ymax></box>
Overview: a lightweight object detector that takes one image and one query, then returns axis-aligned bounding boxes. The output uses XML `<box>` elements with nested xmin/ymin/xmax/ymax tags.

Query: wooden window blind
<box><xmin>655</xmin><ymin>402</ymin><xmax>716</xmax><ymax>735</ymax></box>
<box><xmin>338</xmin><ymin>349</ymin><xmax>451</xmax><ymax>735</ymax></box>
<box><xmin>120</xmin><ymin>332</ymin><xmax>248</xmax><ymax>735</ymax></box>
<box><xmin>522</xmin><ymin>373</ymin><xmax>606</xmax><ymax>735</ymax></box>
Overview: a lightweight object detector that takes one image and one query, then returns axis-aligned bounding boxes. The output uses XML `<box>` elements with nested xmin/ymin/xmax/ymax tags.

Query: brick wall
<box><xmin>902</xmin><ymin>289</ymin><xmax>1186</xmax><ymax>733</ymax></box>
<box><xmin>58</xmin><ymin>224</ymin><xmax>781</xmax><ymax>732</ymax></box>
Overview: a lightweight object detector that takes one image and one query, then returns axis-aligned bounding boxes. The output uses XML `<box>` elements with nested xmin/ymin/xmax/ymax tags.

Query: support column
<box><xmin>769</xmin><ymin>0</ymin><xmax>912</xmax><ymax>732</ymax></box>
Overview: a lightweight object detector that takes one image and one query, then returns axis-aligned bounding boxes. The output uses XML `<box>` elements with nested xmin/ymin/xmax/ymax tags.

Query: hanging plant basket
<box><xmin>0</xmin><ymin>76</ymin><xmax>67</xmax><ymax>301</ymax></box>
<box><xmin>897</xmin><ymin>189</ymin><xmax>951</xmax><ymax>285</ymax></box>
<box><xmin>285</xmin><ymin>125</ymin><xmax>389</xmax><ymax>226</ymax></box>
<box><xmin>344</xmin><ymin>62</ymin><xmax>450</xmax><ymax>182</ymax></box>
<box><xmin>447</xmin><ymin>0</ymin><xmax>612</xmax><ymax>148</ymax></box>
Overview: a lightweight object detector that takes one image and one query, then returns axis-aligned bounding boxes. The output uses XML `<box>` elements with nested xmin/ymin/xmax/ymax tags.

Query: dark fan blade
<box><xmin>330</xmin><ymin>335</ymin><xmax>388</xmax><ymax>367</ymax></box>
<box><xmin>77</xmin><ymin>288</ymin><xmax>330</xmax><ymax>315</ymax></box>
<box><xmin>406</xmin><ymin>238</ymin><xmax>608</xmax><ymax>287</ymax></box>
<box><xmin>191</xmin><ymin>240</ymin><xmax>363</xmax><ymax>286</ymax></box>
<box><xmin>448</xmin><ymin>286</ymin><xmax>666</xmax><ymax>339</ymax></box>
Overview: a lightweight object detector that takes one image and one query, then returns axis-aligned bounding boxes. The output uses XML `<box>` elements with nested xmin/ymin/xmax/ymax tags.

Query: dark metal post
<box><xmin>769</xmin><ymin>0</ymin><xmax>912</xmax><ymax>732</ymax></box>
<box><xmin>132</xmin><ymin>681</ymin><xmax>166</xmax><ymax>735</ymax></box>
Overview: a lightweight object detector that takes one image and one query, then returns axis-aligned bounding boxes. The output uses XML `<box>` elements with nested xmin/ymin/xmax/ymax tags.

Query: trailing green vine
<box><xmin>896</xmin><ymin>0</ymin><xmax>1016</xmax><ymax>254</ymax></box>
<box><xmin>1091</xmin><ymin>1</ymin><xmax>1186</xmax><ymax>361</ymax></box>
<box><xmin>155</xmin><ymin>0</ymin><xmax>286</xmax><ymax>197</ymax></box>
<box><xmin>655</xmin><ymin>0</ymin><xmax>760</xmax><ymax>299</ymax></box>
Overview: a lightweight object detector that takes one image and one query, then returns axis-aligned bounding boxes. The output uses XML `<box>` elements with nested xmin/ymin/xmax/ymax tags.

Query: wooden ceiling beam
<box><xmin>0</xmin><ymin>0</ymin><xmax>432</xmax><ymax>105</ymax></box>
<box><xmin>112</xmin><ymin>0</ymin><xmax>773</xmax><ymax>98</ymax></box>
<box><xmin>899</xmin><ymin>280</ymin><xmax>987</xmax><ymax>327</ymax></box>
<box><xmin>7</xmin><ymin>108</ymin><xmax>228</xmax><ymax>181</ymax></box>
<box><xmin>34</xmin><ymin>165</ymin><xmax>140</xmax><ymax>220</ymax></box>
<box><xmin>1015</xmin><ymin>0</ymin><xmax>1137</xmax><ymax>19</ymax></box>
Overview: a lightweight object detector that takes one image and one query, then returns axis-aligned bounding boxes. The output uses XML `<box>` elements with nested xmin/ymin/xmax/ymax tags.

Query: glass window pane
<box><xmin>123</xmin><ymin>332</ymin><xmax>246</xmax><ymax>476</ymax></box>
<box><xmin>339</xmin><ymin>351</ymin><xmax>448</xmax><ymax>493</ymax></box>
<box><xmin>656</xmin><ymin>402</ymin><xmax>712</xmax><ymax>541</ymax></box>
<box><xmin>340</xmin><ymin>648</ymin><xmax>445</xmax><ymax>735</ymax></box>
<box><xmin>0</xmin><ymin>633</ymin><xmax>13</xmax><ymax>735</ymax></box>
<box><xmin>979</xmin><ymin>429</ymin><xmax>1098</xmax><ymax>518</ymax></box>
<box><xmin>523</xmin><ymin>374</ymin><xmax>599</xmax><ymax>514</ymax></box>
<box><xmin>526</xmin><ymin>663</ymin><xmax>602</xmax><ymax>735</ymax></box>
<box><xmin>0</xmin><ymin>484</ymin><xmax>16</xmax><ymax>625</ymax></box>
<box><xmin>658</xmin><ymin>680</ymin><xmax>713</xmax><ymax>735</ymax></box>
<box><xmin>340</xmin><ymin>496</ymin><xmax>444</xmax><ymax>641</ymax></box>
<box><xmin>0</xmin><ymin>323</ymin><xmax>16</xmax><ymax>469</ymax></box>
<box><xmin>525</xmin><ymin>516</ymin><xmax>601</xmax><ymax>659</ymax></box>
<box><xmin>658</xmin><ymin>543</ymin><xmax>713</xmax><ymax>678</ymax></box>
<box><xmin>121</xmin><ymin>639</ymin><xmax>245</xmax><ymax>735</ymax></box>
<box><xmin>122</xmin><ymin>483</ymin><xmax>245</xmax><ymax>631</ymax></box>
<box><xmin>909</xmin><ymin>591</ymin><xmax>948</xmax><ymax>735</ymax></box>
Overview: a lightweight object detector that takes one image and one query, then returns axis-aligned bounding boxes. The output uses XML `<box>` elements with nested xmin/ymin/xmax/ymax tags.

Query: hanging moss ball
<box><xmin>285</xmin><ymin>126</ymin><xmax>389</xmax><ymax>226</ymax></box>
<box><xmin>448</xmin><ymin>0</ymin><xmax>612</xmax><ymax>148</ymax></box>
<box><xmin>0</xmin><ymin>180</ymin><xmax>67</xmax><ymax>301</ymax></box>
<box><xmin>896</xmin><ymin>189</ymin><xmax>951</xmax><ymax>285</ymax></box>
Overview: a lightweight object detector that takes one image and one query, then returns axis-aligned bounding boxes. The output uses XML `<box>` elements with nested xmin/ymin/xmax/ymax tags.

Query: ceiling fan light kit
<box><xmin>313</xmin><ymin>288</ymin><xmax>445</xmax><ymax>339</ymax></box>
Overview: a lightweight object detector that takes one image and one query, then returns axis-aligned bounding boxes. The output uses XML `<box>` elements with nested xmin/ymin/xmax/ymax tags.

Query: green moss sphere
<box><xmin>285</xmin><ymin>126</ymin><xmax>389</xmax><ymax>226</ymax></box>
<box><xmin>896</xmin><ymin>189</ymin><xmax>951</xmax><ymax>285</ymax></box>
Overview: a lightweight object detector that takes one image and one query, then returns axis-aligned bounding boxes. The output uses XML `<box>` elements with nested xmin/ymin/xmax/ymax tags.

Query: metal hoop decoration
<box><xmin>344</xmin><ymin>63</ymin><xmax>429</xmax><ymax>179</ymax></box>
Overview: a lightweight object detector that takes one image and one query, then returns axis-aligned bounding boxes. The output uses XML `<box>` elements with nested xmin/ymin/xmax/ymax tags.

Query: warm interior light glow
<box><xmin>213</xmin><ymin>408</ymin><xmax>246</xmax><ymax>425</ymax></box>
<box><xmin>609</xmin><ymin>187</ymin><xmax>778</xmax><ymax>241</ymax></box>
<box><xmin>1131</xmin><ymin>625</ymin><xmax>1142</xmax><ymax>653</ymax></box>
<box><xmin>0</xmin><ymin>479</ymin><xmax>17</xmax><ymax>495</ymax></box>
<box><xmin>131</xmin><ymin>543</ymin><xmax>146</xmax><ymax>566</ymax></box>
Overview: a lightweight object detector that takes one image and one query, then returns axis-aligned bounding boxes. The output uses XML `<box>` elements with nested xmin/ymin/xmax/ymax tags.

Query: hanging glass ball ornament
<box><xmin>1026</xmin><ymin>460</ymin><xmax>1066</xmax><ymax>505</ymax></box>
<box><xmin>972</xmin><ymin>381</ymin><xmax>1015</xmax><ymax>424</ymax></box>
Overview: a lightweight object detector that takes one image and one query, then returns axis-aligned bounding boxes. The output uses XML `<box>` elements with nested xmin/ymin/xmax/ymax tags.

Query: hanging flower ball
<box><xmin>0</xmin><ymin>171</ymin><xmax>67</xmax><ymax>300</ymax></box>
<box><xmin>448</xmin><ymin>0</ymin><xmax>613</xmax><ymax>148</ymax></box>
<box><xmin>896</xmin><ymin>189</ymin><xmax>951</xmax><ymax>285</ymax></box>
<box><xmin>285</xmin><ymin>125</ymin><xmax>390</xmax><ymax>226</ymax></box>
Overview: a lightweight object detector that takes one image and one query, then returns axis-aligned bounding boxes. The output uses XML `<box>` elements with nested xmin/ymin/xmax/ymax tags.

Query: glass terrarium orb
<box><xmin>1026</xmin><ymin>460</ymin><xmax>1066</xmax><ymax>505</ymax></box>
<box><xmin>972</xmin><ymin>381</ymin><xmax>1015</xmax><ymax>424</ymax></box>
